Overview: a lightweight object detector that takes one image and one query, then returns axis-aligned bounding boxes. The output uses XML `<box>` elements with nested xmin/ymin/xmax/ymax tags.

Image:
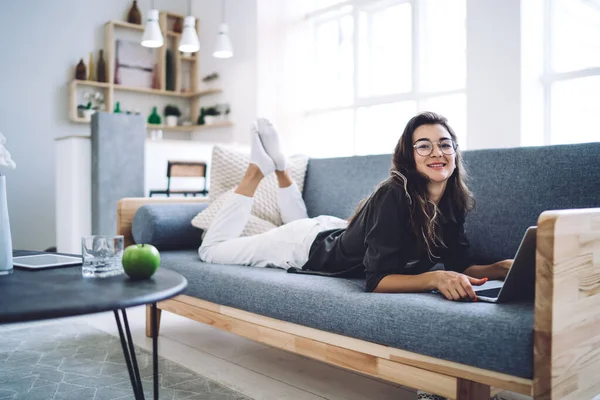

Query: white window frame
<box><xmin>542</xmin><ymin>0</ymin><xmax>600</xmax><ymax>145</ymax></box>
<box><xmin>305</xmin><ymin>0</ymin><xmax>466</xmax><ymax>155</ymax></box>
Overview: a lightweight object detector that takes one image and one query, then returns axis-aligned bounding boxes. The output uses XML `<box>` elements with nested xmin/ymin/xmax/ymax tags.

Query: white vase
<box><xmin>0</xmin><ymin>176</ymin><xmax>13</xmax><ymax>275</ymax></box>
<box><xmin>204</xmin><ymin>116</ymin><xmax>216</xmax><ymax>125</ymax></box>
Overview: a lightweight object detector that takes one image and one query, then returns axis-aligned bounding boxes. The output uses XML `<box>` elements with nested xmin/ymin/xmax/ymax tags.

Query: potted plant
<box><xmin>203</xmin><ymin>106</ymin><xmax>220</xmax><ymax>125</ymax></box>
<box><xmin>164</xmin><ymin>105</ymin><xmax>181</xmax><ymax>127</ymax></box>
<box><xmin>78</xmin><ymin>91</ymin><xmax>104</xmax><ymax>121</ymax></box>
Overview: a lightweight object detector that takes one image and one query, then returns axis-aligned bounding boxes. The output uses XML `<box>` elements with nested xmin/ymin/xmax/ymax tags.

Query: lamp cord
<box><xmin>222</xmin><ymin>0</ymin><xmax>226</xmax><ymax>23</ymax></box>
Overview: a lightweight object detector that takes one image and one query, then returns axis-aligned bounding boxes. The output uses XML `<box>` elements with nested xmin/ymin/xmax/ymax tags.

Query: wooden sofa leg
<box><xmin>457</xmin><ymin>379</ymin><xmax>491</xmax><ymax>400</ymax></box>
<box><xmin>145</xmin><ymin>304</ymin><xmax>162</xmax><ymax>338</ymax></box>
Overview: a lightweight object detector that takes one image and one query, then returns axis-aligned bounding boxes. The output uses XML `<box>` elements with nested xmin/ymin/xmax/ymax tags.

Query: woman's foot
<box><xmin>256</xmin><ymin>118</ymin><xmax>286</xmax><ymax>171</ymax></box>
<box><xmin>250</xmin><ymin>122</ymin><xmax>275</xmax><ymax>176</ymax></box>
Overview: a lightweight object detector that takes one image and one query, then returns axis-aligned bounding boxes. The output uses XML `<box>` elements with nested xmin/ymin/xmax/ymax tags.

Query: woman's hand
<box><xmin>491</xmin><ymin>259</ymin><xmax>513</xmax><ymax>280</ymax></box>
<box><xmin>434</xmin><ymin>271</ymin><xmax>488</xmax><ymax>301</ymax></box>
<box><xmin>463</xmin><ymin>260</ymin><xmax>514</xmax><ymax>281</ymax></box>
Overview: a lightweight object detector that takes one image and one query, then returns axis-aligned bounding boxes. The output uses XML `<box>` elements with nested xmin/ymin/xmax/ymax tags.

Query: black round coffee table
<box><xmin>0</xmin><ymin>252</ymin><xmax>187</xmax><ymax>400</ymax></box>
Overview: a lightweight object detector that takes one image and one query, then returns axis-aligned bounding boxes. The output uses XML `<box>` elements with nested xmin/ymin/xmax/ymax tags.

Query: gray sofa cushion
<box><xmin>161</xmin><ymin>250</ymin><xmax>534</xmax><ymax>379</ymax></box>
<box><xmin>303</xmin><ymin>154</ymin><xmax>391</xmax><ymax>219</ymax></box>
<box><xmin>462</xmin><ymin>143</ymin><xmax>600</xmax><ymax>264</ymax></box>
<box><xmin>132</xmin><ymin>203</ymin><xmax>208</xmax><ymax>250</ymax></box>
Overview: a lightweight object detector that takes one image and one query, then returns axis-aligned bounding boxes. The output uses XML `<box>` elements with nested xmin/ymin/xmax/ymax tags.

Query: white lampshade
<box><xmin>213</xmin><ymin>23</ymin><xmax>233</xmax><ymax>58</ymax></box>
<box><xmin>141</xmin><ymin>9</ymin><xmax>164</xmax><ymax>48</ymax></box>
<box><xmin>179</xmin><ymin>16</ymin><xmax>200</xmax><ymax>53</ymax></box>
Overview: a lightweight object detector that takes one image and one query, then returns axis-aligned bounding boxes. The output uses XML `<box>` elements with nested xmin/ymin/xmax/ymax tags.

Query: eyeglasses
<box><xmin>413</xmin><ymin>139</ymin><xmax>457</xmax><ymax>157</ymax></box>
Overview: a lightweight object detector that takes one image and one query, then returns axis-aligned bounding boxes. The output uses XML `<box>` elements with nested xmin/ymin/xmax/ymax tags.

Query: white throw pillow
<box><xmin>191</xmin><ymin>145</ymin><xmax>309</xmax><ymax>236</ymax></box>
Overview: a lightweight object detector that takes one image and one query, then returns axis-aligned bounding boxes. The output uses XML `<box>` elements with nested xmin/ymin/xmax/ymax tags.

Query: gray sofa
<box><xmin>120</xmin><ymin>142</ymin><xmax>600</xmax><ymax>399</ymax></box>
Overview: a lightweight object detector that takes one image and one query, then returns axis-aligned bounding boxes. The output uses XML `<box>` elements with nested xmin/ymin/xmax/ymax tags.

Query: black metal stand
<box><xmin>114</xmin><ymin>304</ymin><xmax>159</xmax><ymax>400</ymax></box>
<box><xmin>151</xmin><ymin>303</ymin><xmax>159</xmax><ymax>400</ymax></box>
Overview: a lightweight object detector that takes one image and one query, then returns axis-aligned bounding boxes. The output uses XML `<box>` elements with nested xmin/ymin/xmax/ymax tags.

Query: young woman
<box><xmin>199</xmin><ymin>113</ymin><xmax>512</xmax><ymax>301</ymax></box>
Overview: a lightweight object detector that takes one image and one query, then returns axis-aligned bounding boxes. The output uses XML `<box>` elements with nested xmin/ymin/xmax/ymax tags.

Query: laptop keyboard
<box><xmin>476</xmin><ymin>288</ymin><xmax>501</xmax><ymax>298</ymax></box>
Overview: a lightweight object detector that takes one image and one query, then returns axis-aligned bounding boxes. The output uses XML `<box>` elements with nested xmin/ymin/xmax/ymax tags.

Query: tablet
<box><xmin>13</xmin><ymin>254</ymin><xmax>83</xmax><ymax>270</ymax></box>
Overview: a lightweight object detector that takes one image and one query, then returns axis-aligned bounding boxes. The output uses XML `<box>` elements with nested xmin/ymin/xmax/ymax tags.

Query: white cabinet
<box><xmin>55</xmin><ymin>136</ymin><xmax>92</xmax><ymax>254</ymax></box>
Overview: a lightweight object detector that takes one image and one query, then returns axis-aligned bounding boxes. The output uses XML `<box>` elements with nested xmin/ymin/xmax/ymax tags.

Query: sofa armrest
<box><xmin>117</xmin><ymin>197</ymin><xmax>209</xmax><ymax>247</ymax></box>
<box><xmin>534</xmin><ymin>207</ymin><xmax>600</xmax><ymax>399</ymax></box>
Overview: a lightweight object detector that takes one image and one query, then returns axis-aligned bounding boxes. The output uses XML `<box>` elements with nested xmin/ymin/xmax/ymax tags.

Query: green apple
<box><xmin>122</xmin><ymin>244</ymin><xmax>160</xmax><ymax>280</ymax></box>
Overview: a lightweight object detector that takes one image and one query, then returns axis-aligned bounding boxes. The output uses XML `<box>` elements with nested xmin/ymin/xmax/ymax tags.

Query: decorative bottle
<box><xmin>148</xmin><ymin>106</ymin><xmax>162</xmax><ymax>125</ymax></box>
<box><xmin>97</xmin><ymin>50</ymin><xmax>107</xmax><ymax>83</ymax></box>
<box><xmin>88</xmin><ymin>52</ymin><xmax>94</xmax><ymax>81</ymax></box>
<box><xmin>127</xmin><ymin>0</ymin><xmax>142</xmax><ymax>24</ymax></box>
<box><xmin>75</xmin><ymin>58</ymin><xmax>87</xmax><ymax>80</ymax></box>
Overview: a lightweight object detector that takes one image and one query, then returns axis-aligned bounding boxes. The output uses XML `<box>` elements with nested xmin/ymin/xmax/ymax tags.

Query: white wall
<box><xmin>0</xmin><ymin>0</ymin><xmax>255</xmax><ymax>251</ymax></box>
<box><xmin>192</xmin><ymin>0</ymin><xmax>257</xmax><ymax>145</ymax></box>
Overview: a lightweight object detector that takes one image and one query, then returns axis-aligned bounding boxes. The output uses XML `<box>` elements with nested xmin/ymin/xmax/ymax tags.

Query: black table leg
<box><xmin>113</xmin><ymin>305</ymin><xmax>160</xmax><ymax>400</ymax></box>
<box><xmin>122</xmin><ymin>310</ymin><xmax>144</xmax><ymax>397</ymax></box>
<box><xmin>114</xmin><ymin>310</ymin><xmax>144</xmax><ymax>399</ymax></box>
<box><xmin>151</xmin><ymin>303</ymin><xmax>159</xmax><ymax>400</ymax></box>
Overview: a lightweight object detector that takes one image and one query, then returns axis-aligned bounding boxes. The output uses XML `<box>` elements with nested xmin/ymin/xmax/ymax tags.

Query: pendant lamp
<box><xmin>141</xmin><ymin>1</ymin><xmax>163</xmax><ymax>48</ymax></box>
<box><xmin>179</xmin><ymin>0</ymin><xmax>200</xmax><ymax>53</ymax></box>
<box><xmin>213</xmin><ymin>0</ymin><xmax>233</xmax><ymax>58</ymax></box>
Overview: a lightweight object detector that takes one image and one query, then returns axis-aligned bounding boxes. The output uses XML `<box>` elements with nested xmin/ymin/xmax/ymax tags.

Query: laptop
<box><xmin>474</xmin><ymin>226</ymin><xmax>537</xmax><ymax>303</ymax></box>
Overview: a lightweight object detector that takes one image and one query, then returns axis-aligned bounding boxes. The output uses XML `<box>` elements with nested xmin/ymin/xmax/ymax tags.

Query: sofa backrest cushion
<box><xmin>462</xmin><ymin>142</ymin><xmax>600</xmax><ymax>264</ymax></box>
<box><xmin>303</xmin><ymin>154</ymin><xmax>392</xmax><ymax>220</ymax></box>
<box><xmin>303</xmin><ymin>142</ymin><xmax>600</xmax><ymax>265</ymax></box>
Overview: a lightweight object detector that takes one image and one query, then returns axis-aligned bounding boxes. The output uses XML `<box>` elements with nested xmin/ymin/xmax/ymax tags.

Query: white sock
<box><xmin>257</xmin><ymin>118</ymin><xmax>286</xmax><ymax>171</ymax></box>
<box><xmin>250</xmin><ymin>122</ymin><xmax>275</xmax><ymax>176</ymax></box>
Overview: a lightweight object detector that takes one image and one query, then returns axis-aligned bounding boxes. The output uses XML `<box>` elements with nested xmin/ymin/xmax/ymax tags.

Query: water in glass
<box><xmin>81</xmin><ymin>235</ymin><xmax>124</xmax><ymax>278</ymax></box>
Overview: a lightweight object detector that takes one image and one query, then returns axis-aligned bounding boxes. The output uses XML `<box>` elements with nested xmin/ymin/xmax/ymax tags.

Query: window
<box><xmin>302</xmin><ymin>0</ymin><xmax>466</xmax><ymax>157</ymax></box>
<box><xmin>543</xmin><ymin>0</ymin><xmax>600</xmax><ymax>145</ymax></box>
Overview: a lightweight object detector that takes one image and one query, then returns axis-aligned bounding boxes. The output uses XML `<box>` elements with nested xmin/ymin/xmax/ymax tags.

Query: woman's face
<box><xmin>412</xmin><ymin>123</ymin><xmax>457</xmax><ymax>184</ymax></box>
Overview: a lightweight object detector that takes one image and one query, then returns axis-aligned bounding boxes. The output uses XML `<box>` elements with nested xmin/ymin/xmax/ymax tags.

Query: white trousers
<box><xmin>198</xmin><ymin>182</ymin><xmax>348</xmax><ymax>269</ymax></box>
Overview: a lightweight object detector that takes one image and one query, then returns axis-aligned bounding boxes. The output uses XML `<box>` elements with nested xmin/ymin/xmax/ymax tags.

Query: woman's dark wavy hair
<box><xmin>349</xmin><ymin>111</ymin><xmax>474</xmax><ymax>260</ymax></box>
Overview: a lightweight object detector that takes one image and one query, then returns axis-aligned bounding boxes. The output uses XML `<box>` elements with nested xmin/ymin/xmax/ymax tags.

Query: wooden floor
<box><xmin>56</xmin><ymin>306</ymin><xmax>532</xmax><ymax>400</ymax></box>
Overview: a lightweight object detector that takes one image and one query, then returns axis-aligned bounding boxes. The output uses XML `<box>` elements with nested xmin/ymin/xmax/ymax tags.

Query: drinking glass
<box><xmin>81</xmin><ymin>235</ymin><xmax>124</xmax><ymax>278</ymax></box>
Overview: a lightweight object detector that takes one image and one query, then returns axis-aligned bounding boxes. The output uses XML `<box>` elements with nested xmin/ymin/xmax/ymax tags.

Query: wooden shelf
<box><xmin>70</xmin><ymin>116</ymin><xmax>232</xmax><ymax>132</ymax></box>
<box><xmin>106</xmin><ymin>21</ymin><xmax>180</xmax><ymax>38</ymax></box>
<box><xmin>72</xmin><ymin>80</ymin><xmax>111</xmax><ymax>89</ymax></box>
<box><xmin>71</xmin><ymin>116</ymin><xmax>91</xmax><ymax>124</ymax></box>
<box><xmin>71</xmin><ymin>80</ymin><xmax>221</xmax><ymax>98</ymax></box>
<box><xmin>113</xmin><ymin>83</ymin><xmax>189</xmax><ymax>97</ymax></box>
<box><xmin>108</xmin><ymin>20</ymin><xmax>144</xmax><ymax>31</ymax></box>
<box><xmin>145</xmin><ymin>121</ymin><xmax>234</xmax><ymax>131</ymax></box>
<box><xmin>72</xmin><ymin>13</ymin><xmax>218</xmax><ymax>129</ymax></box>
<box><xmin>187</xmin><ymin>88</ymin><xmax>222</xmax><ymax>98</ymax></box>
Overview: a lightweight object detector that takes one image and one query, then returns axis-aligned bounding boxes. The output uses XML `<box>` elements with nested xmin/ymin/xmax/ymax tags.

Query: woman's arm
<box><xmin>373</xmin><ymin>271</ymin><xmax>439</xmax><ymax>293</ymax></box>
<box><xmin>463</xmin><ymin>259</ymin><xmax>513</xmax><ymax>280</ymax></box>
<box><xmin>373</xmin><ymin>271</ymin><xmax>488</xmax><ymax>301</ymax></box>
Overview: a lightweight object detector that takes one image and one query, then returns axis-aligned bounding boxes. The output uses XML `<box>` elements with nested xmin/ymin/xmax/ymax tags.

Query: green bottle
<box><xmin>114</xmin><ymin>101</ymin><xmax>122</xmax><ymax>113</ymax></box>
<box><xmin>148</xmin><ymin>106</ymin><xmax>162</xmax><ymax>125</ymax></box>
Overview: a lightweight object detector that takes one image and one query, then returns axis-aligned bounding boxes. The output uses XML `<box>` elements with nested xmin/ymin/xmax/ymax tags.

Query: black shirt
<box><xmin>289</xmin><ymin>180</ymin><xmax>472</xmax><ymax>292</ymax></box>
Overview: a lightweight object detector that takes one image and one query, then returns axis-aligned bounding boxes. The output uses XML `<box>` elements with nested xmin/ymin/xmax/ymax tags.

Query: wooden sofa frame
<box><xmin>118</xmin><ymin>197</ymin><xmax>600</xmax><ymax>400</ymax></box>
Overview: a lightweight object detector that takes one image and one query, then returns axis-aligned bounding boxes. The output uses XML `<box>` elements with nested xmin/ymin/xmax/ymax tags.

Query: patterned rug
<box><xmin>0</xmin><ymin>321</ymin><xmax>251</xmax><ymax>400</ymax></box>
